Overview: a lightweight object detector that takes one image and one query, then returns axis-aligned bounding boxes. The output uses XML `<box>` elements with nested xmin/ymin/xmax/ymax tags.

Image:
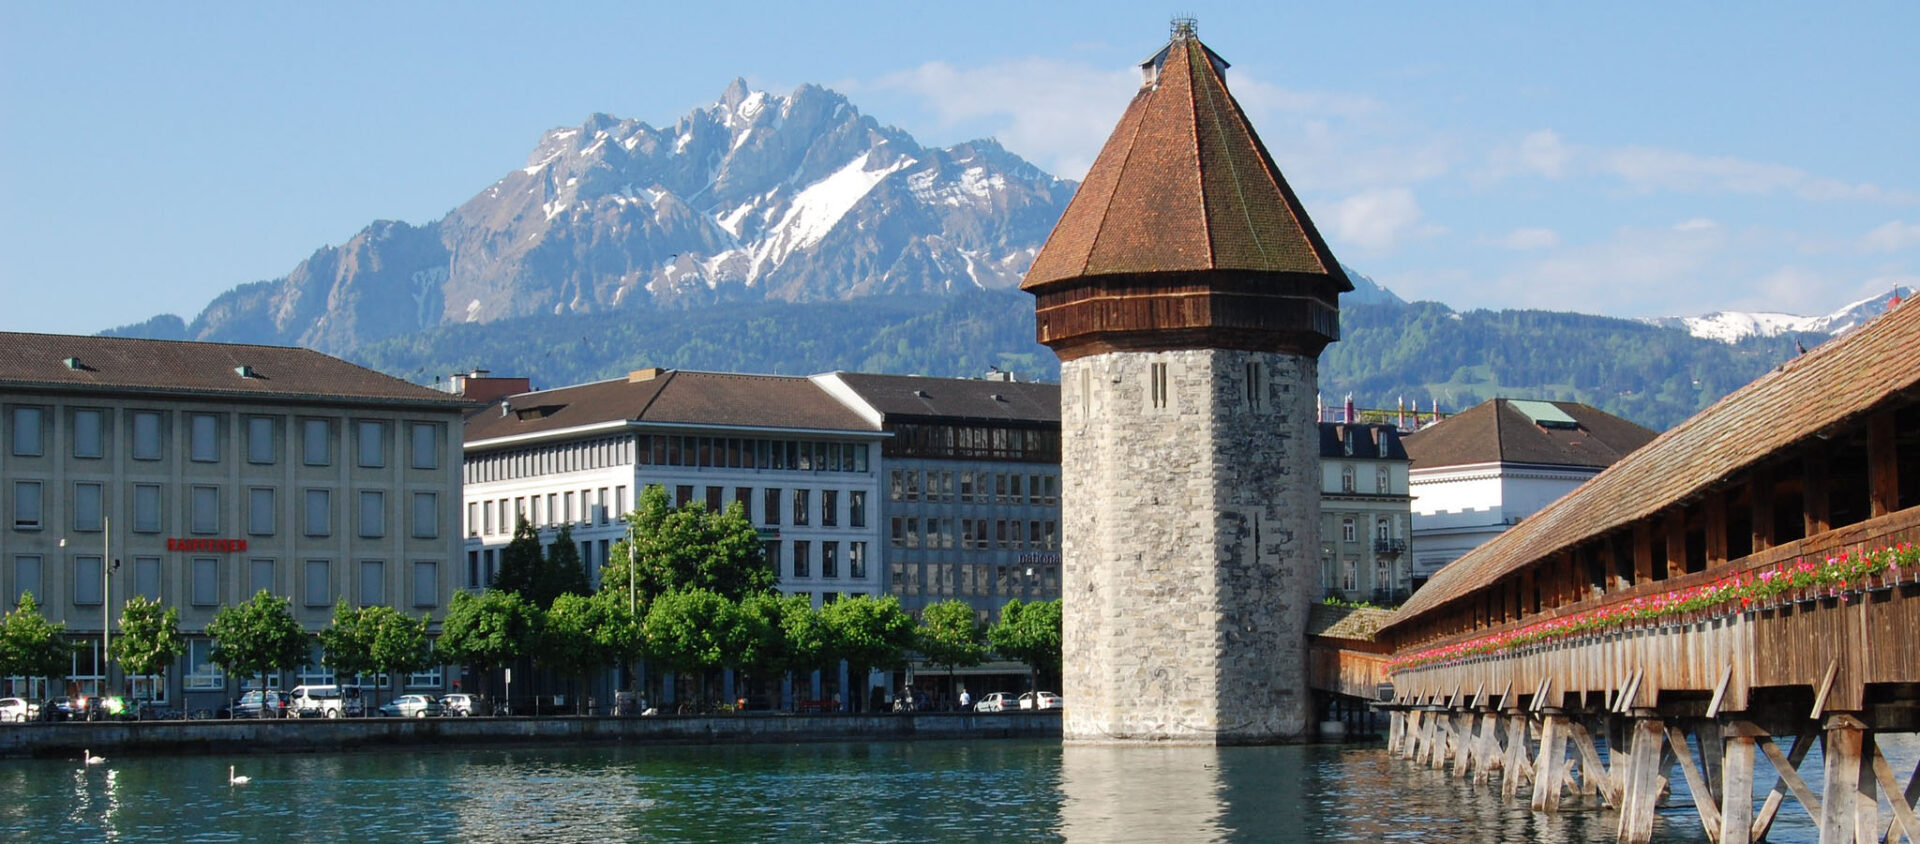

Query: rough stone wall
<box><xmin>1061</xmin><ymin>348</ymin><xmax>1318</xmax><ymax>744</ymax></box>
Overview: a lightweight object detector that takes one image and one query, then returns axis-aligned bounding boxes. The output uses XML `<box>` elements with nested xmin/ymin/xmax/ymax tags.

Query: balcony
<box><xmin>1373</xmin><ymin>538</ymin><xmax>1407</xmax><ymax>556</ymax></box>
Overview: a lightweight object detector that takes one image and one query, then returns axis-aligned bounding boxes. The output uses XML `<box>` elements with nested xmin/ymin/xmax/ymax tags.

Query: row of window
<box><xmin>8</xmin><ymin>555</ymin><xmax>439</xmax><ymax>609</ymax></box>
<box><xmin>176</xmin><ymin>639</ymin><xmax>442</xmax><ymax>692</ymax></box>
<box><xmin>464</xmin><ymin>435</ymin><xmax>629</xmax><ymax>484</ymax></box>
<box><xmin>889</xmin><ymin>516</ymin><xmax>1059</xmax><ymax>551</ymax></box>
<box><xmin>763</xmin><ymin>539</ymin><xmax>869</xmax><ymax>581</ymax></box>
<box><xmin>1336</xmin><ymin>464</ymin><xmax>1396</xmax><ymax>495</ymax></box>
<box><xmin>8</xmin><ymin>481</ymin><xmax>440</xmax><ymax>539</ymax></box>
<box><xmin>470</xmin><ymin>486</ymin><xmax>626</xmax><ymax>536</ymax></box>
<box><xmin>1325</xmin><ymin>558</ymin><xmax>1398</xmax><ymax>595</ymax></box>
<box><xmin>637</xmin><ymin>435</ymin><xmax>872</xmax><ymax>474</ymax></box>
<box><xmin>468</xmin><ymin>485</ymin><xmax>878</xmax><ymax>537</ymax></box>
<box><xmin>884</xmin><ymin>423</ymin><xmax>1061</xmax><ymax>463</ymax></box>
<box><xmin>6</xmin><ymin>407</ymin><xmax>440</xmax><ymax>470</ymax></box>
<box><xmin>1336</xmin><ymin>516</ymin><xmax>1401</xmax><ymax>543</ymax></box>
<box><xmin>886</xmin><ymin>561</ymin><xmax>1059</xmax><ymax>599</ymax></box>
<box><xmin>887</xmin><ymin>469</ymin><xmax>1059</xmax><ymax>506</ymax></box>
<box><xmin>468</xmin><ymin>539</ymin><xmax>613</xmax><ymax>591</ymax></box>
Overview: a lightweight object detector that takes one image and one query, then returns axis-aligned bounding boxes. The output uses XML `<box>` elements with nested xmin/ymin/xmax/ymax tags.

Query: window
<box><xmin>132</xmin><ymin>411</ymin><xmax>162</xmax><ymax>460</ymax></box>
<box><xmin>185</xmin><ymin>639</ymin><xmax>224</xmax><ymax>690</ymax></box>
<box><xmin>358</xmin><ymin>491</ymin><xmax>385</xmax><ymax>538</ymax></box>
<box><xmin>134</xmin><ymin>557</ymin><xmax>161</xmax><ymax>600</ymax></box>
<box><xmin>1375</xmin><ymin>559</ymin><xmax>1390</xmax><ymax>592</ymax></box>
<box><xmin>360</xmin><ymin>560</ymin><xmax>385</xmax><ymax>605</ymax></box>
<box><xmin>302</xmin><ymin>419</ymin><xmax>331</xmax><ymax>466</ymax></box>
<box><xmin>1342</xmin><ymin>560</ymin><xmax>1358</xmax><ymax>593</ymax></box>
<box><xmin>706</xmin><ymin>486</ymin><xmax>723</xmax><ymax>512</ymax></box>
<box><xmin>598</xmin><ymin>488</ymin><xmax>609</xmax><ymax>525</ymax></box>
<box><xmin>821</xmin><ymin>490</ymin><xmax>838</xmax><ymax>527</ymax></box>
<box><xmin>890</xmin><ymin>517</ymin><xmax>906</xmax><ymax>547</ymax></box>
<box><xmin>412</xmin><ymin>561</ymin><xmax>438</xmax><ymax>608</ymax></box>
<box><xmin>889</xmin><ymin>470</ymin><xmax>904</xmax><ymax>502</ymax></box>
<box><xmin>1342</xmin><ymin>518</ymin><xmax>1356</xmax><ymax>543</ymax></box>
<box><xmin>959</xmin><ymin>472</ymin><xmax>975</xmax><ymax>503</ymax></box>
<box><xmin>850</xmin><ymin>542</ymin><xmax>867</xmax><ymax>580</ymax></box>
<box><xmin>11</xmin><ymin>406</ymin><xmax>44</xmax><ymax>456</ymax></box>
<box><xmin>357</xmin><ymin>421</ymin><xmax>385</xmax><ymax>468</ymax></box>
<box><xmin>412</xmin><ymin>493</ymin><xmax>438</xmax><ymax>539</ymax></box>
<box><xmin>764</xmin><ymin>488</ymin><xmax>780</xmax><ymax>525</ymax></box>
<box><xmin>12</xmin><ymin>555</ymin><xmax>41</xmax><ymax>605</ymax></box>
<box><xmin>467</xmin><ymin>502</ymin><xmax>478</xmax><ymax>538</ymax></box>
<box><xmin>250</xmin><ymin>558</ymin><xmax>276</xmax><ymax>596</ymax></box>
<box><xmin>793</xmin><ymin>490</ymin><xmax>810</xmax><ymax>526</ymax></box>
<box><xmin>248</xmin><ymin>488</ymin><xmax>276</xmax><ymax>535</ymax></box>
<box><xmin>305</xmin><ymin>560</ymin><xmax>331</xmax><ymax>606</ymax></box>
<box><xmin>1341</xmin><ymin>465</ymin><xmax>1356</xmax><ymax>493</ymax></box>
<box><xmin>191</xmin><ymin>486</ymin><xmax>219</xmax><ymax>534</ymax></box>
<box><xmin>191</xmin><ymin>558</ymin><xmax>219</xmax><ymax>606</ymax></box>
<box><xmin>1150</xmin><ymin>361</ymin><xmax>1169</xmax><ymax>409</ymax></box>
<box><xmin>74</xmin><ymin>482</ymin><xmax>104</xmax><ymax>532</ymax></box>
<box><xmin>305</xmin><ymin>489</ymin><xmax>332</xmax><ymax>537</ymax></box>
<box><xmin>764</xmin><ymin>541</ymin><xmax>781</xmax><ymax>572</ymax></box>
<box><xmin>406</xmin><ymin>641</ymin><xmax>440</xmax><ymax>688</ymax></box>
<box><xmin>615</xmin><ymin>486</ymin><xmax>627</xmax><ymax>520</ymax></box>
<box><xmin>133</xmin><ymin>484</ymin><xmax>162</xmax><ymax>533</ymax></box>
<box><xmin>409</xmin><ymin>423</ymin><xmax>438</xmax><ymax>469</ymax></box>
<box><xmin>73</xmin><ymin>409</ymin><xmax>104</xmax><ymax>458</ymax></box>
<box><xmin>735</xmin><ymin>487</ymin><xmax>753</xmax><ymax>521</ymax></box>
<box><xmin>247</xmin><ymin>417</ymin><xmax>275</xmax><ymax>464</ymax></box>
<box><xmin>1377</xmin><ymin>518</ymin><xmax>1391</xmax><ymax>541</ymax></box>
<box><xmin>1376</xmin><ymin>466</ymin><xmax>1391</xmax><ymax>495</ymax></box>
<box><xmin>822</xmin><ymin>542</ymin><xmax>839</xmax><ymax>578</ymax></box>
<box><xmin>903</xmin><ymin>470</ymin><xmax>920</xmax><ymax>502</ymax></box>
<box><xmin>74</xmin><ymin>556</ymin><xmax>104</xmax><ymax>605</ymax></box>
<box><xmin>793</xmin><ymin>541</ymin><xmax>811</xmax><ymax>578</ymax></box>
<box><xmin>1245</xmin><ymin>361</ymin><xmax>1269</xmax><ymax>412</ymax></box>
<box><xmin>190</xmin><ymin>414</ymin><xmax>218</xmax><ymax>462</ymax></box>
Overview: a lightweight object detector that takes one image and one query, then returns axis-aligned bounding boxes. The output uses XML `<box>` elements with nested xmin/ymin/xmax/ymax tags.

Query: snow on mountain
<box><xmin>1641</xmin><ymin>286</ymin><xmax>1913</xmax><ymax>344</ymax></box>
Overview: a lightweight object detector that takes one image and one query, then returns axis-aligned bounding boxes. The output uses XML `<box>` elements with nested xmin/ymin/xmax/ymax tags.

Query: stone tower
<box><xmin>1021</xmin><ymin>20</ymin><xmax>1349</xmax><ymax>744</ymax></box>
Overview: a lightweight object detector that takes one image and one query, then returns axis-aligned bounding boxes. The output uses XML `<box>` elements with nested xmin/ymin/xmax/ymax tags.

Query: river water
<box><xmin>2</xmin><ymin>738</ymin><xmax>1873</xmax><ymax>842</ymax></box>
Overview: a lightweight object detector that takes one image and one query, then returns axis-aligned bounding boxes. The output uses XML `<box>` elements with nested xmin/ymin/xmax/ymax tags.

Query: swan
<box><xmin>82</xmin><ymin>749</ymin><xmax>105</xmax><ymax>766</ymax></box>
<box><xmin>229</xmin><ymin>765</ymin><xmax>251</xmax><ymax>786</ymax></box>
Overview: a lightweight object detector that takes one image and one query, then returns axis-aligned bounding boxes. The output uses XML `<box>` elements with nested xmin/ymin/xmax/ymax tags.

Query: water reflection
<box><xmin>1058</xmin><ymin>745</ymin><xmax>1230</xmax><ymax>841</ymax></box>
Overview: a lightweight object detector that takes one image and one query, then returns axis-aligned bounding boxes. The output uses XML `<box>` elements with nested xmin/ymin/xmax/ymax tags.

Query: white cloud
<box><xmin>1673</xmin><ymin>218</ymin><xmax>1719</xmax><ymax>232</ymax></box>
<box><xmin>857</xmin><ymin>59</ymin><xmax>1139</xmax><ymax>179</ymax></box>
<box><xmin>1327</xmin><ymin>188</ymin><xmax>1436</xmax><ymax>252</ymax></box>
<box><xmin>1481</xmin><ymin>132</ymin><xmax>1915</xmax><ymax>204</ymax></box>
<box><xmin>1500</xmin><ymin>227</ymin><xmax>1560</xmax><ymax>250</ymax></box>
<box><xmin>1863</xmin><ymin>220</ymin><xmax>1920</xmax><ymax>252</ymax></box>
<box><xmin>1517</xmin><ymin>130</ymin><xmax>1569</xmax><ymax>178</ymax></box>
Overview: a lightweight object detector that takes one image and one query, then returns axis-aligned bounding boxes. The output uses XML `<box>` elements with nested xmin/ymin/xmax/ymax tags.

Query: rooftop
<box><xmin>1401</xmin><ymin>398</ymin><xmax>1657</xmax><ymax>472</ymax></box>
<box><xmin>462</xmin><ymin>368</ymin><xmax>883</xmax><ymax>446</ymax></box>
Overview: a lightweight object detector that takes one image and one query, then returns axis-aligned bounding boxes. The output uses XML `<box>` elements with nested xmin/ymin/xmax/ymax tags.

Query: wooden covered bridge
<box><xmin>1310</xmin><ymin>297</ymin><xmax>1920</xmax><ymax>843</ymax></box>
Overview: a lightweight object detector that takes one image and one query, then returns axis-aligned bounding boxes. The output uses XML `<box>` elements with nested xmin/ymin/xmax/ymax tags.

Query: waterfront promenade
<box><xmin>1</xmin><ymin>710</ymin><xmax>1061</xmax><ymax>759</ymax></box>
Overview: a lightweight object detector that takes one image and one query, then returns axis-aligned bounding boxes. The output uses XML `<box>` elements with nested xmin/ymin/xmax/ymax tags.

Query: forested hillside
<box><xmin>352</xmin><ymin>289</ymin><xmax>1802</xmax><ymax>431</ymax></box>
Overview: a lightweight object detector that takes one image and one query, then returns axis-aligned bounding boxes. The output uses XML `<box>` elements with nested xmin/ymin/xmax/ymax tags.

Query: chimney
<box><xmin>448</xmin><ymin>369</ymin><xmax>531</xmax><ymax>403</ymax></box>
<box><xmin>1344</xmin><ymin>394</ymin><xmax>1356</xmax><ymax>424</ymax></box>
<box><xmin>629</xmin><ymin>367</ymin><xmax>666</xmax><ymax>382</ymax></box>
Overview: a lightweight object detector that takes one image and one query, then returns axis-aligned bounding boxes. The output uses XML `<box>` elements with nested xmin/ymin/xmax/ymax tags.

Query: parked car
<box><xmin>85</xmin><ymin>694</ymin><xmax>135</xmax><ymax>721</ymax></box>
<box><xmin>441</xmin><ymin>693</ymin><xmax>494</xmax><ymax>716</ymax></box>
<box><xmin>224</xmin><ymin>690</ymin><xmax>291</xmax><ymax>719</ymax></box>
<box><xmin>41</xmin><ymin>696</ymin><xmax>85</xmax><ymax>721</ymax></box>
<box><xmin>290</xmin><ymin>684</ymin><xmax>364</xmax><ymax>718</ymax></box>
<box><xmin>1019</xmin><ymin>691</ymin><xmax>1063</xmax><ymax>711</ymax></box>
<box><xmin>0</xmin><ymin>697</ymin><xmax>39</xmax><ymax>722</ymax></box>
<box><xmin>378</xmin><ymin>694</ymin><xmax>442</xmax><ymax>718</ymax></box>
<box><xmin>973</xmin><ymin>692</ymin><xmax>1018</xmax><ymax>713</ymax></box>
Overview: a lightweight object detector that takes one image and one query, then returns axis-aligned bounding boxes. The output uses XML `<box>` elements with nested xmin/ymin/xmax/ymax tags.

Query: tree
<box><xmin>916</xmin><ymin>600</ymin><xmax>986</xmax><ymax>700</ymax></box>
<box><xmin>989</xmin><ymin>598</ymin><xmax>1063</xmax><ymax>689</ymax></box>
<box><xmin>110</xmin><ymin>595</ymin><xmax>183</xmax><ymax>700</ymax></box>
<box><xmin>641</xmin><ymin>588</ymin><xmax>742</xmax><ymax>707</ymax></box>
<box><xmin>738</xmin><ymin>592</ymin><xmax>825</xmax><ymax>709</ymax></box>
<box><xmin>539</xmin><ymin>592</ymin><xmax>617</xmax><ymax>714</ymax></box>
<box><xmin>608</xmin><ymin>485</ymin><xmax>774</xmax><ymax>605</ymax></box>
<box><xmin>0</xmin><ymin>593</ymin><xmax>73</xmax><ymax>691</ymax></box>
<box><xmin>822</xmin><ymin>595</ymin><xmax>915</xmax><ymax>712</ymax></box>
<box><xmin>368</xmin><ymin>606</ymin><xmax>434</xmax><ymax>706</ymax></box>
<box><xmin>317</xmin><ymin>602</ymin><xmax>376</xmax><ymax>703</ymax></box>
<box><xmin>438</xmin><ymin>589</ymin><xmax>539</xmax><ymax>699</ymax></box>
<box><xmin>547</xmin><ymin>524</ymin><xmax>591</xmax><ymax>600</ymax></box>
<box><xmin>491</xmin><ymin>516</ymin><xmax>546</xmax><ymax>600</ymax></box>
<box><xmin>207</xmin><ymin>590</ymin><xmax>310</xmax><ymax>716</ymax></box>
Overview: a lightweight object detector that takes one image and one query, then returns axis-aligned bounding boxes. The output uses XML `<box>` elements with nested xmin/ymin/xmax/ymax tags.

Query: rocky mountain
<box><xmin>114</xmin><ymin>80</ymin><xmax>1076</xmax><ymax>354</ymax></box>
<box><xmin>1640</xmin><ymin>285</ymin><xmax>1912</xmax><ymax>344</ymax></box>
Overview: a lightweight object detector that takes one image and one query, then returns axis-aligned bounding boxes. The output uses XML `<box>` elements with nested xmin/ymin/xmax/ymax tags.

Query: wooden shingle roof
<box><xmin>1384</xmin><ymin>300</ymin><xmax>1920</xmax><ymax>632</ymax></box>
<box><xmin>1020</xmin><ymin>27</ymin><xmax>1348</xmax><ymax>292</ymax></box>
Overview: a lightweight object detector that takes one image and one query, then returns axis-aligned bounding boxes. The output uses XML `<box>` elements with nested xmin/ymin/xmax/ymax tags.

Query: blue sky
<box><xmin>3</xmin><ymin>1</ymin><xmax>1917</xmax><ymax>336</ymax></box>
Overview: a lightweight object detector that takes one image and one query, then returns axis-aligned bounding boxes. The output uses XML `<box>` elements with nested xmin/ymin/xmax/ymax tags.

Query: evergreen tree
<box><xmin>547</xmin><ymin>524</ymin><xmax>591</xmax><ymax>600</ymax></box>
<box><xmin>491</xmin><ymin>516</ymin><xmax>545</xmax><ymax>600</ymax></box>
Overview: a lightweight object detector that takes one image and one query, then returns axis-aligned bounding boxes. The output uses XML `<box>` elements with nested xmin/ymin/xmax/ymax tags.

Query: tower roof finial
<box><xmin>1170</xmin><ymin>15</ymin><xmax>1198</xmax><ymax>41</ymax></box>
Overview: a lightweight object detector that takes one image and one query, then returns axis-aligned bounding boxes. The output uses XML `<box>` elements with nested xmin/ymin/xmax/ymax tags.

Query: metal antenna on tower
<box><xmin>1170</xmin><ymin>15</ymin><xmax>1198</xmax><ymax>40</ymax></box>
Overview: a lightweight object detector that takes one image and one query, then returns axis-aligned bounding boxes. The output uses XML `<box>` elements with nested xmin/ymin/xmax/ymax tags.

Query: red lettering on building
<box><xmin>165</xmin><ymin>538</ymin><xmax>248</xmax><ymax>553</ymax></box>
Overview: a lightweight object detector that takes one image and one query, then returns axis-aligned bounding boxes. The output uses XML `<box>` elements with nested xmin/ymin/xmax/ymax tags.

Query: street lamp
<box><xmin>57</xmin><ymin>515</ymin><xmax>114</xmax><ymax>702</ymax></box>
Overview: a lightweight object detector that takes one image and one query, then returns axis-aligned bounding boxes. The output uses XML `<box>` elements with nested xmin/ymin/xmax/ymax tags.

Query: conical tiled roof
<box><xmin>1022</xmin><ymin>24</ymin><xmax>1349</xmax><ymax>291</ymax></box>
<box><xmin>1022</xmin><ymin>22</ymin><xmax>1349</xmax><ymax>361</ymax></box>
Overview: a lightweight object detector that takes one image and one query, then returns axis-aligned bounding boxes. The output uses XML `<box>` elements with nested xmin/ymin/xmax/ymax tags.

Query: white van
<box><xmin>289</xmin><ymin>685</ymin><xmax>364</xmax><ymax>718</ymax></box>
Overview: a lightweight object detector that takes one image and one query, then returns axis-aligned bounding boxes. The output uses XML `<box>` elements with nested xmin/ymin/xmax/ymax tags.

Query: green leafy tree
<box><xmin>738</xmin><ymin>592</ymin><xmax>826</xmax><ymax>709</ymax></box>
<box><xmin>207</xmin><ymin>590</ymin><xmax>310</xmax><ymax>716</ymax></box>
<box><xmin>642</xmin><ymin>588</ymin><xmax>742</xmax><ymax>706</ymax></box>
<box><xmin>1</xmin><ymin>593</ymin><xmax>74</xmax><ymax>689</ymax></box>
<box><xmin>438</xmin><ymin>589</ymin><xmax>540</xmax><ymax>699</ymax></box>
<box><xmin>369</xmin><ymin>606</ymin><xmax>434</xmax><ymax>707</ymax></box>
<box><xmin>546</xmin><ymin>524</ymin><xmax>591</xmax><ymax>601</ymax></box>
<box><xmin>539</xmin><ymin>592</ymin><xmax>617</xmax><ymax>714</ymax></box>
<box><xmin>608</xmin><ymin>485</ymin><xmax>774</xmax><ymax>605</ymax></box>
<box><xmin>822</xmin><ymin>595</ymin><xmax>915</xmax><ymax>712</ymax></box>
<box><xmin>110</xmin><ymin>595</ymin><xmax>184</xmax><ymax>699</ymax></box>
<box><xmin>916</xmin><ymin>600</ymin><xmax>986</xmax><ymax>697</ymax></box>
<box><xmin>317</xmin><ymin>601</ymin><xmax>376</xmax><ymax>701</ymax></box>
<box><xmin>989</xmin><ymin>598</ymin><xmax>1063</xmax><ymax>689</ymax></box>
<box><xmin>586</xmin><ymin>589</ymin><xmax>647</xmax><ymax>701</ymax></box>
